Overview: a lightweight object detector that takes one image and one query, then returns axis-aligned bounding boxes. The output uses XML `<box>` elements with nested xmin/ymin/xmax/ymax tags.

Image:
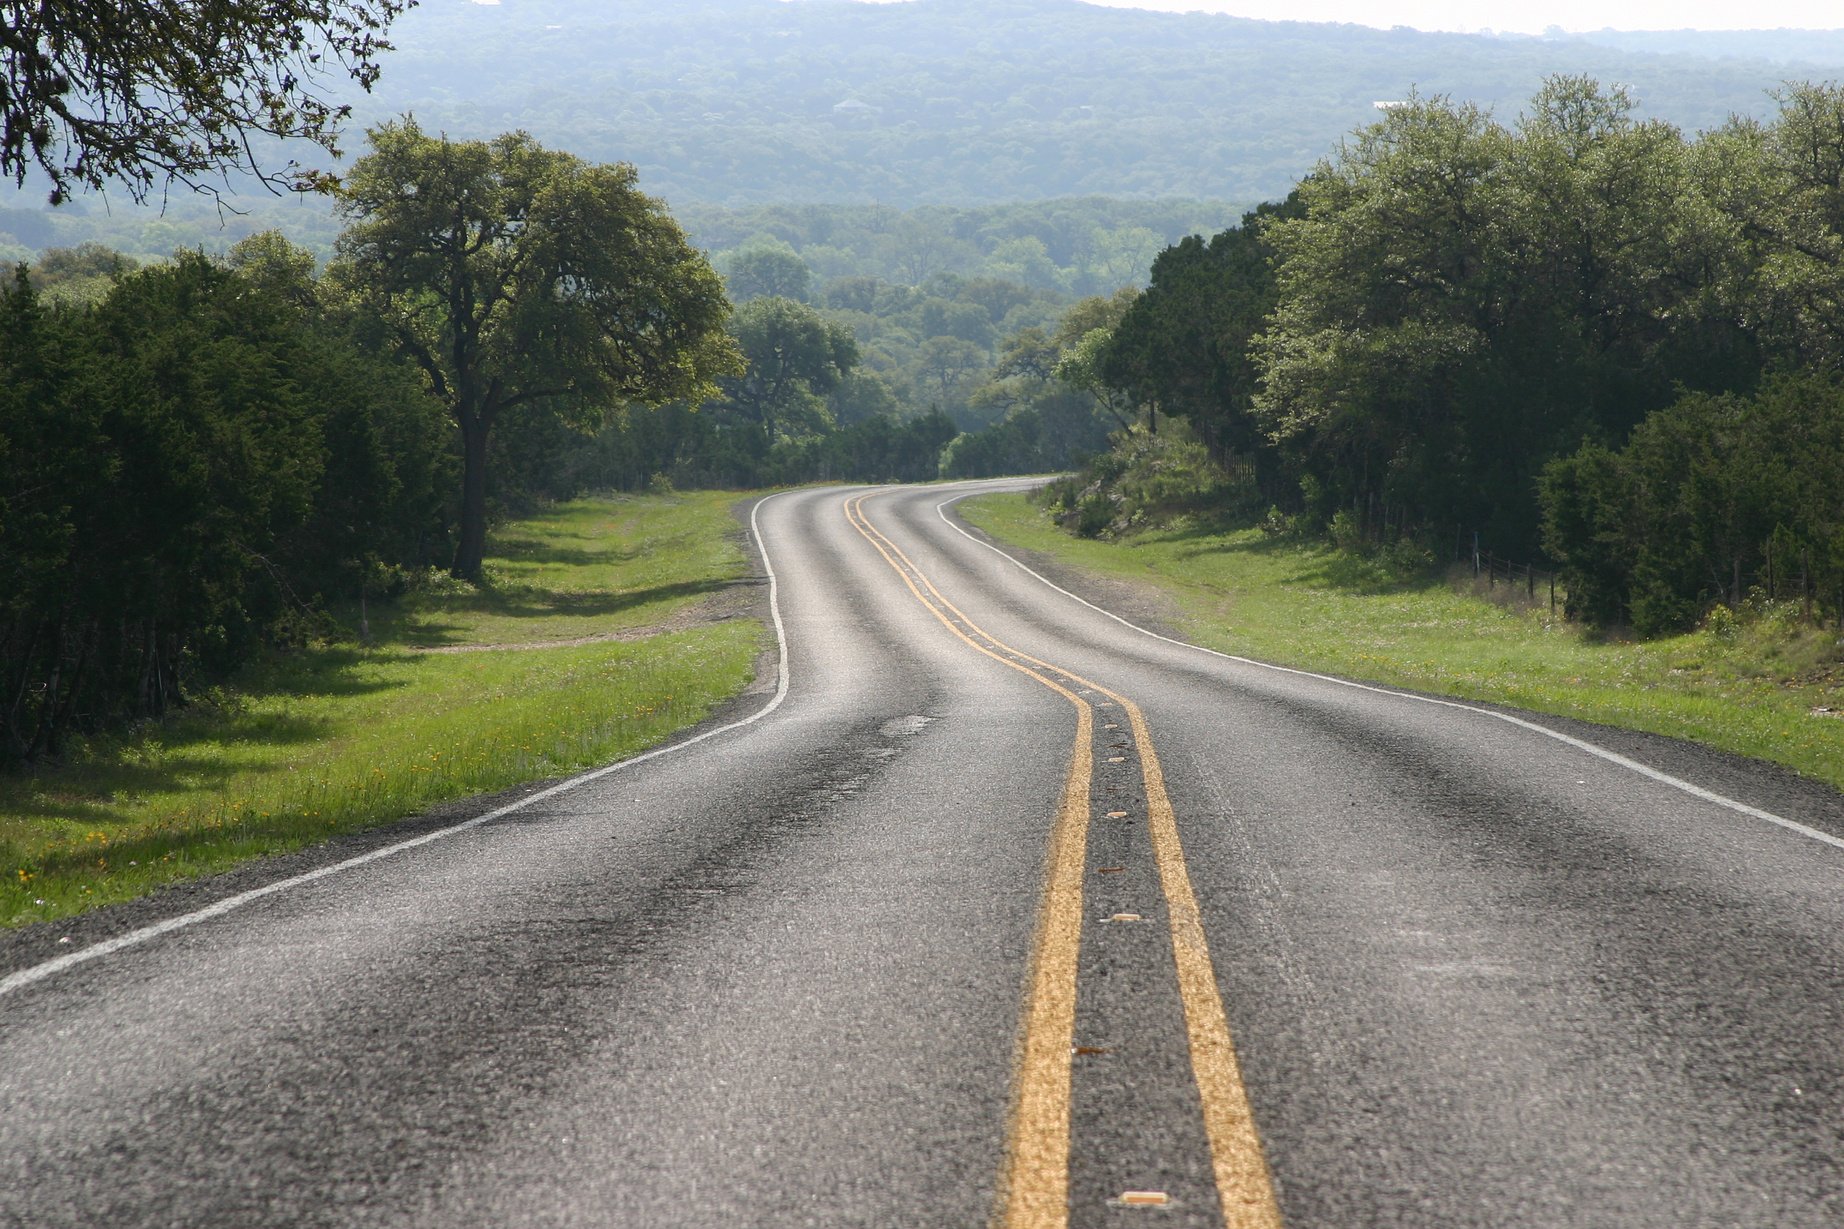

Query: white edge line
<box><xmin>935</xmin><ymin>489</ymin><xmax>1844</xmax><ymax>856</ymax></box>
<box><xmin>0</xmin><ymin>491</ymin><xmax>797</xmax><ymax>1000</ymax></box>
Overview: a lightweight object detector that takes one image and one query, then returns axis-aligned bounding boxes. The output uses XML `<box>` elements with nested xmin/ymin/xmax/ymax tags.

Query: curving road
<box><xmin>5</xmin><ymin>480</ymin><xmax>1844</xmax><ymax>1228</ymax></box>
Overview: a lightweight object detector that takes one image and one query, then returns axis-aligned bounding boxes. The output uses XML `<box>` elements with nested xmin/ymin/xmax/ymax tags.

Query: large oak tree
<box><xmin>334</xmin><ymin>119</ymin><xmax>739</xmax><ymax>580</ymax></box>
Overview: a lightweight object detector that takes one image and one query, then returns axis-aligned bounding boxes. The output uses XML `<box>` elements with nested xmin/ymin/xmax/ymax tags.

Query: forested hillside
<box><xmin>2</xmin><ymin>0</ymin><xmax>1836</xmax><ymax>262</ymax></box>
<box><xmin>339</xmin><ymin>0</ymin><xmax>1844</xmax><ymax>205</ymax></box>
<box><xmin>1575</xmin><ymin>28</ymin><xmax>1844</xmax><ymax>63</ymax></box>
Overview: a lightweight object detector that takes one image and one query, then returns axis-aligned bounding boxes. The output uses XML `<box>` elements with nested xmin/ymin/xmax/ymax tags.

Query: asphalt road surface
<box><xmin>6</xmin><ymin>480</ymin><xmax>1844</xmax><ymax>1229</ymax></box>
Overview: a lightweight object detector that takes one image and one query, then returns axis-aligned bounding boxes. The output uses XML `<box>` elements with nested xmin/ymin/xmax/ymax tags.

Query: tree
<box><xmin>718</xmin><ymin>296</ymin><xmax>859</xmax><ymax>442</ymax></box>
<box><xmin>1695</xmin><ymin>83</ymin><xmax>1844</xmax><ymax>371</ymax></box>
<box><xmin>25</xmin><ymin>241</ymin><xmax>138</xmax><ymax>305</ymax></box>
<box><xmin>719</xmin><ymin>241</ymin><xmax>813</xmax><ymax>304</ymax></box>
<box><xmin>1053</xmin><ymin>328</ymin><xmax>1133</xmax><ymax>432</ymax></box>
<box><xmin>917</xmin><ymin>336</ymin><xmax>987</xmax><ymax>403</ymax></box>
<box><xmin>1542</xmin><ymin>372</ymin><xmax>1844</xmax><ymax>634</ymax></box>
<box><xmin>828</xmin><ymin>369</ymin><xmax>902</xmax><ymax>427</ymax></box>
<box><xmin>1082</xmin><ymin>225</ymin><xmax>1165</xmax><ymax>291</ymax></box>
<box><xmin>1246</xmin><ymin>81</ymin><xmax>1734</xmax><ymax>551</ymax></box>
<box><xmin>226</xmin><ymin>230</ymin><xmax>454</xmax><ymax>600</ymax></box>
<box><xmin>1101</xmin><ymin>196</ymin><xmax>1301</xmax><ymax>476</ymax></box>
<box><xmin>1</xmin><ymin>0</ymin><xmax>412</xmax><ymax>204</ymax></box>
<box><xmin>994</xmin><ymin>326</ymin><xmax>1060</xmax><ymax>384</ymax></box>
<box><xmin>1053</xmin><ymin>289</ymin><xmax>1139</xmax><ymax>349</ymax></box>
<box><xmin>1</xmin><ymin>243</ymin><xmax>458</xmax><ymax>764</ymax></box>
<box><xmin>333</xmin><ymin>119</ymin><xmax>739</xmax><ymax>580</ymax></box>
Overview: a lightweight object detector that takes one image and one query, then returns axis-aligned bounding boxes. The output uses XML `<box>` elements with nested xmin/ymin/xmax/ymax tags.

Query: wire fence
<box><xmin>1456</xmin><ymin>532</ymin><xmax>1563</xmax><ymax>614</ymax></box>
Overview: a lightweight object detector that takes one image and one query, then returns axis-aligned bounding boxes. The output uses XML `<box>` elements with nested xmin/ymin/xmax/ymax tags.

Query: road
<box><xmin>6</xmin><ymin>479</ymin><xmax>1844</xmax><ymax>1228</ymax></box>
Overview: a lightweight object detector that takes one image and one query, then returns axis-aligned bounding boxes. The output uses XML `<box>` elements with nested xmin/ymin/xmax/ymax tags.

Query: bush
<box><xmin>1704</xmin><ymin>603</ymin><xmax>1740</xmax><ymax>644</ymax></box>
<box><xmin>0</xmin><ymin>249</ymin><xmax>453</xmax><ymax>767</ymax></box>
<box><xmin>1259</xmin><ymin>505</ymin><xmax>1298</xmax><ymax>538</ymax></box>
<box><xmin>1541</xmin><ymin>372</ymin><xmax>1844</xmax><ymax>634</ymax></box>
<box><xmin>1380</xmin><ymin>537</ymin><xmax>1436</xmax><ymax>576</ymax></box>
<box><xmin>1328</xmin><ymin>508</ymin><xmax>1364</xmax><ymax>553</ymax></box>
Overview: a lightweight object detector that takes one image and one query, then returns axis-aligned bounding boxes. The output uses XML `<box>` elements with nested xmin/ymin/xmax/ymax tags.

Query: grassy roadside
<box><xmin>2</xmin><ymin>493</ymin><xmax>765</xmax><ymax>928</ymax></box>
<box><xmin>961</xmin><ymin>492</ymin><xmax>1844</xmax><ymax>793</ymax></box>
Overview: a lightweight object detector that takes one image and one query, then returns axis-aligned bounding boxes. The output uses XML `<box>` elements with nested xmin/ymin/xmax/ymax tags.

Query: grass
<box><xmin>961</xmin><ymin>493</ymin><xmax>1844</xmax><ymax>793</ymax></box>
<box><xmin>374</xmin><ymin>498</ymin><xmax>748</xmax><ymax>649</ymax></box>
<box><xmin>2</xmin><ymin>492</ymin><xmax>764</xmax><ymax>928</ymax></box>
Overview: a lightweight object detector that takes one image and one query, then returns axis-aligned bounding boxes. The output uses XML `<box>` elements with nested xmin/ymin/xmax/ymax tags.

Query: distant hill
<box><xmin>345</xmin><ymin>0</ymin><xmax>1838</xmax><ymax>206</ymax></box>
<box><xmin>5</xmin><ymin>0</ymin><xmax>1843</xmax><ymax>260</ymax></box>
<box><xmin>1570</xmin><ymin>28</ymin><xmax>1844</xmax><ymax>65</ymax></box>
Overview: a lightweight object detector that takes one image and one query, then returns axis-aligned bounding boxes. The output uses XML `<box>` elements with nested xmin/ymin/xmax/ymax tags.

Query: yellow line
<box><xmin>1122</xmin><ymin>698</ymin><xmax>1284</xmax><ymax>1229</ymax></box>
<box><xmin>846</xmin><ymin>492</ymin><xmax>1283</xmax><ymax>1229</ymax></box>
<box><xmin>1005</xmin><ymin>701</ymin><xmax>1093</xmax><ymax>1229</ymax></box>
<box><xmin>842</xmin><ymin>495</ymin><xmax>1091</xmax><ymax>1228</ymax></box>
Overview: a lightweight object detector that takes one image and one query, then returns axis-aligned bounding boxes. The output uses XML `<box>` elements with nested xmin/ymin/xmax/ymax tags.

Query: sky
<box><xmin>1079</xmin><ymin>0</ymin><xmax>1843</xmax><ymax>33</ymax></box>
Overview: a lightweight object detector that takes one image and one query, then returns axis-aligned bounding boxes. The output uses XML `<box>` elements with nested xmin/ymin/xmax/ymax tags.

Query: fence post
<box><xmin>1803</xmin><ymin>547</ymin><xmax>1813</xmax><ymax>624</ymax></box>
<box><xmin>1472</xmin><ymin>531</ymin><xmax>1480</xmax><ymax>578</ymax></box>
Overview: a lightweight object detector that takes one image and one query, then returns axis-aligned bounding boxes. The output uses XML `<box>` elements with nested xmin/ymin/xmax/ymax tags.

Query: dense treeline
<box><xmin>0</xmin><ymin>121</ymin><xmax>746</xmax><ymax>767</ymax></box>
<box><xmin>0</xmin><ymin>195</ymin><xmax>1235</xmax><ymax>304</ymax></box>
<box><xmin>491</xmin><ymin>280</ymin><xmax>1126</xmax><ymax>498</ymax></box>
<box><xmin>0</xmin><ymin>247</ymin><xmax>453</xmax><ymax>767</ymax></box>
<box><xmin>690</xmin><ymin>200</ymin><xmax>1238</xmax><ymax>298</ymax></box>
<box><xmin>1</xmin><ymin>226</ymin><xmax>1129</xmax><ymax>769</ymax></box>
<box><xmin>1</xmin><ymin>163</ymin><xmax>1139</xmax><ymax>767</ymax></box>
<box><xmin>1541</xmin><ymin>377</ymin><xmax>1844</xmax><ymax>636</ymax></box>
<box><xmin>1075</xmin><ymin>77</ymin><xmax>1844</xmax><ymax>635</ymax></box>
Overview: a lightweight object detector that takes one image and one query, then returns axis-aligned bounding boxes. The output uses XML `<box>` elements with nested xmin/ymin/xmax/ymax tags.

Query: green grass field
<box><xmin>2</xmin><ymin>493</ymin><xmax>764</xmax><ymax>928</ymax></box>
<box><xmin>961</xmin><ymin>493</ymin><xmax>1844</xmax><ymax>792</ymax></box>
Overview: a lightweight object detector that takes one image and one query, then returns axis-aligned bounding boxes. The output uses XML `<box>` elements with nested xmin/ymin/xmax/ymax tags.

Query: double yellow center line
<box><xmin>842</xmin><ymin>492</ymin><xmax>1282</xmax><ymax>1229</ymax></box>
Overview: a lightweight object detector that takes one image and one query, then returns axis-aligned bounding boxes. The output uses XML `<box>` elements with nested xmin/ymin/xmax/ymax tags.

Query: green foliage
<box><xmin>689</xmin><ymin>200</ymin><xmax>1239</xmax><ymax>300</ymax></box>
<box><xmin>1247</xmin><ymin>79</ymin><xmax>1751</xmax><ymax>555</ymax></box>
<box><xmin>717</xmin><ymin>240</ymin><xmax>813</xmax><ymax>304</ymax></box>
<box><xmin>1</xmin><ymin>0</ymin><xmax>410</xmax><ymax>203</ymax></box>
<box><xmin>718</xmin><ymin>296</ymin><xmax>858</xmax><ymax>442</ymax></box>
<box><xmin>0</xmin><ymin>247</ymin><xmax>452</xmax><ymax>768</ymax></box>
<box><xmin>931</xmin><ymin>291</ymin><xmax>1134</xmax><ymax>479</ymax></box>
<box><xmin>1327</xmin><ymin>509</ymin><xmax>1364</xmax><ymax>554</ymax></box>
<box><xmin>1100</xmin><ymin>78</ymin><xmax>1831</xmax><ymax>577</ymax></box>
<box><xmin>867</xmin><ymin>74</ymin><xmax>1844</xmax><ymax>644</ymax></box>
<box><xmin>544</xmin><ymin>255</ymin><xmax>1127</xmax><ymax>492</ymax></box>
<box><xmin>1034</xmin><ymin>425</ymin><xmax>1252</xmax><ymax>539</ymax></box>
<box><xmin>1542</xmin><ymin>373</ymin><xmax>1844</xmax><ymax>635</ymax></box>
<box><xmin>24</xmin><ymin>241</ymin><xmax>139</xmax><ymax>305</ymax></box>
<box><xmin>333</xmin><ymin>118</ymin><xmax>740</xmax><ymax>579</ymax></box>
<box><xmin>767</xmin><ymin>411</ymin><xmax>960</xmax><ymax>486</ymax></box>
<box><xmin>1102</xmin><ymin>195</ymin><xmax>1302</xmax><ymax>483</ymax></box>
<box><xmin>1704</xmin><ymin>601</ymin><xmax>1740</xmax><ymax>644</ymax></box>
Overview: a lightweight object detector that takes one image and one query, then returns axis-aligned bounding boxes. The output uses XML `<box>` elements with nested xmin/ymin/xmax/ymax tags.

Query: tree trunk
<box><xmin>26</xmin><ymin>618</ymin><xmax>66</xmax><ymax>764</ymax></box>
<box><xmin>452</xmin><ymin>413</ymin><xmax>492</xmax><ymax>582</ymax></box>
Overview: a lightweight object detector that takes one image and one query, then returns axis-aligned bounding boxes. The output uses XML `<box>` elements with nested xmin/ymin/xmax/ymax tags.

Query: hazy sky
<box><xmin>1079</xmin><ymin>1</ymin><xmax>1842</xmax><ymax>33</ymax></box>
